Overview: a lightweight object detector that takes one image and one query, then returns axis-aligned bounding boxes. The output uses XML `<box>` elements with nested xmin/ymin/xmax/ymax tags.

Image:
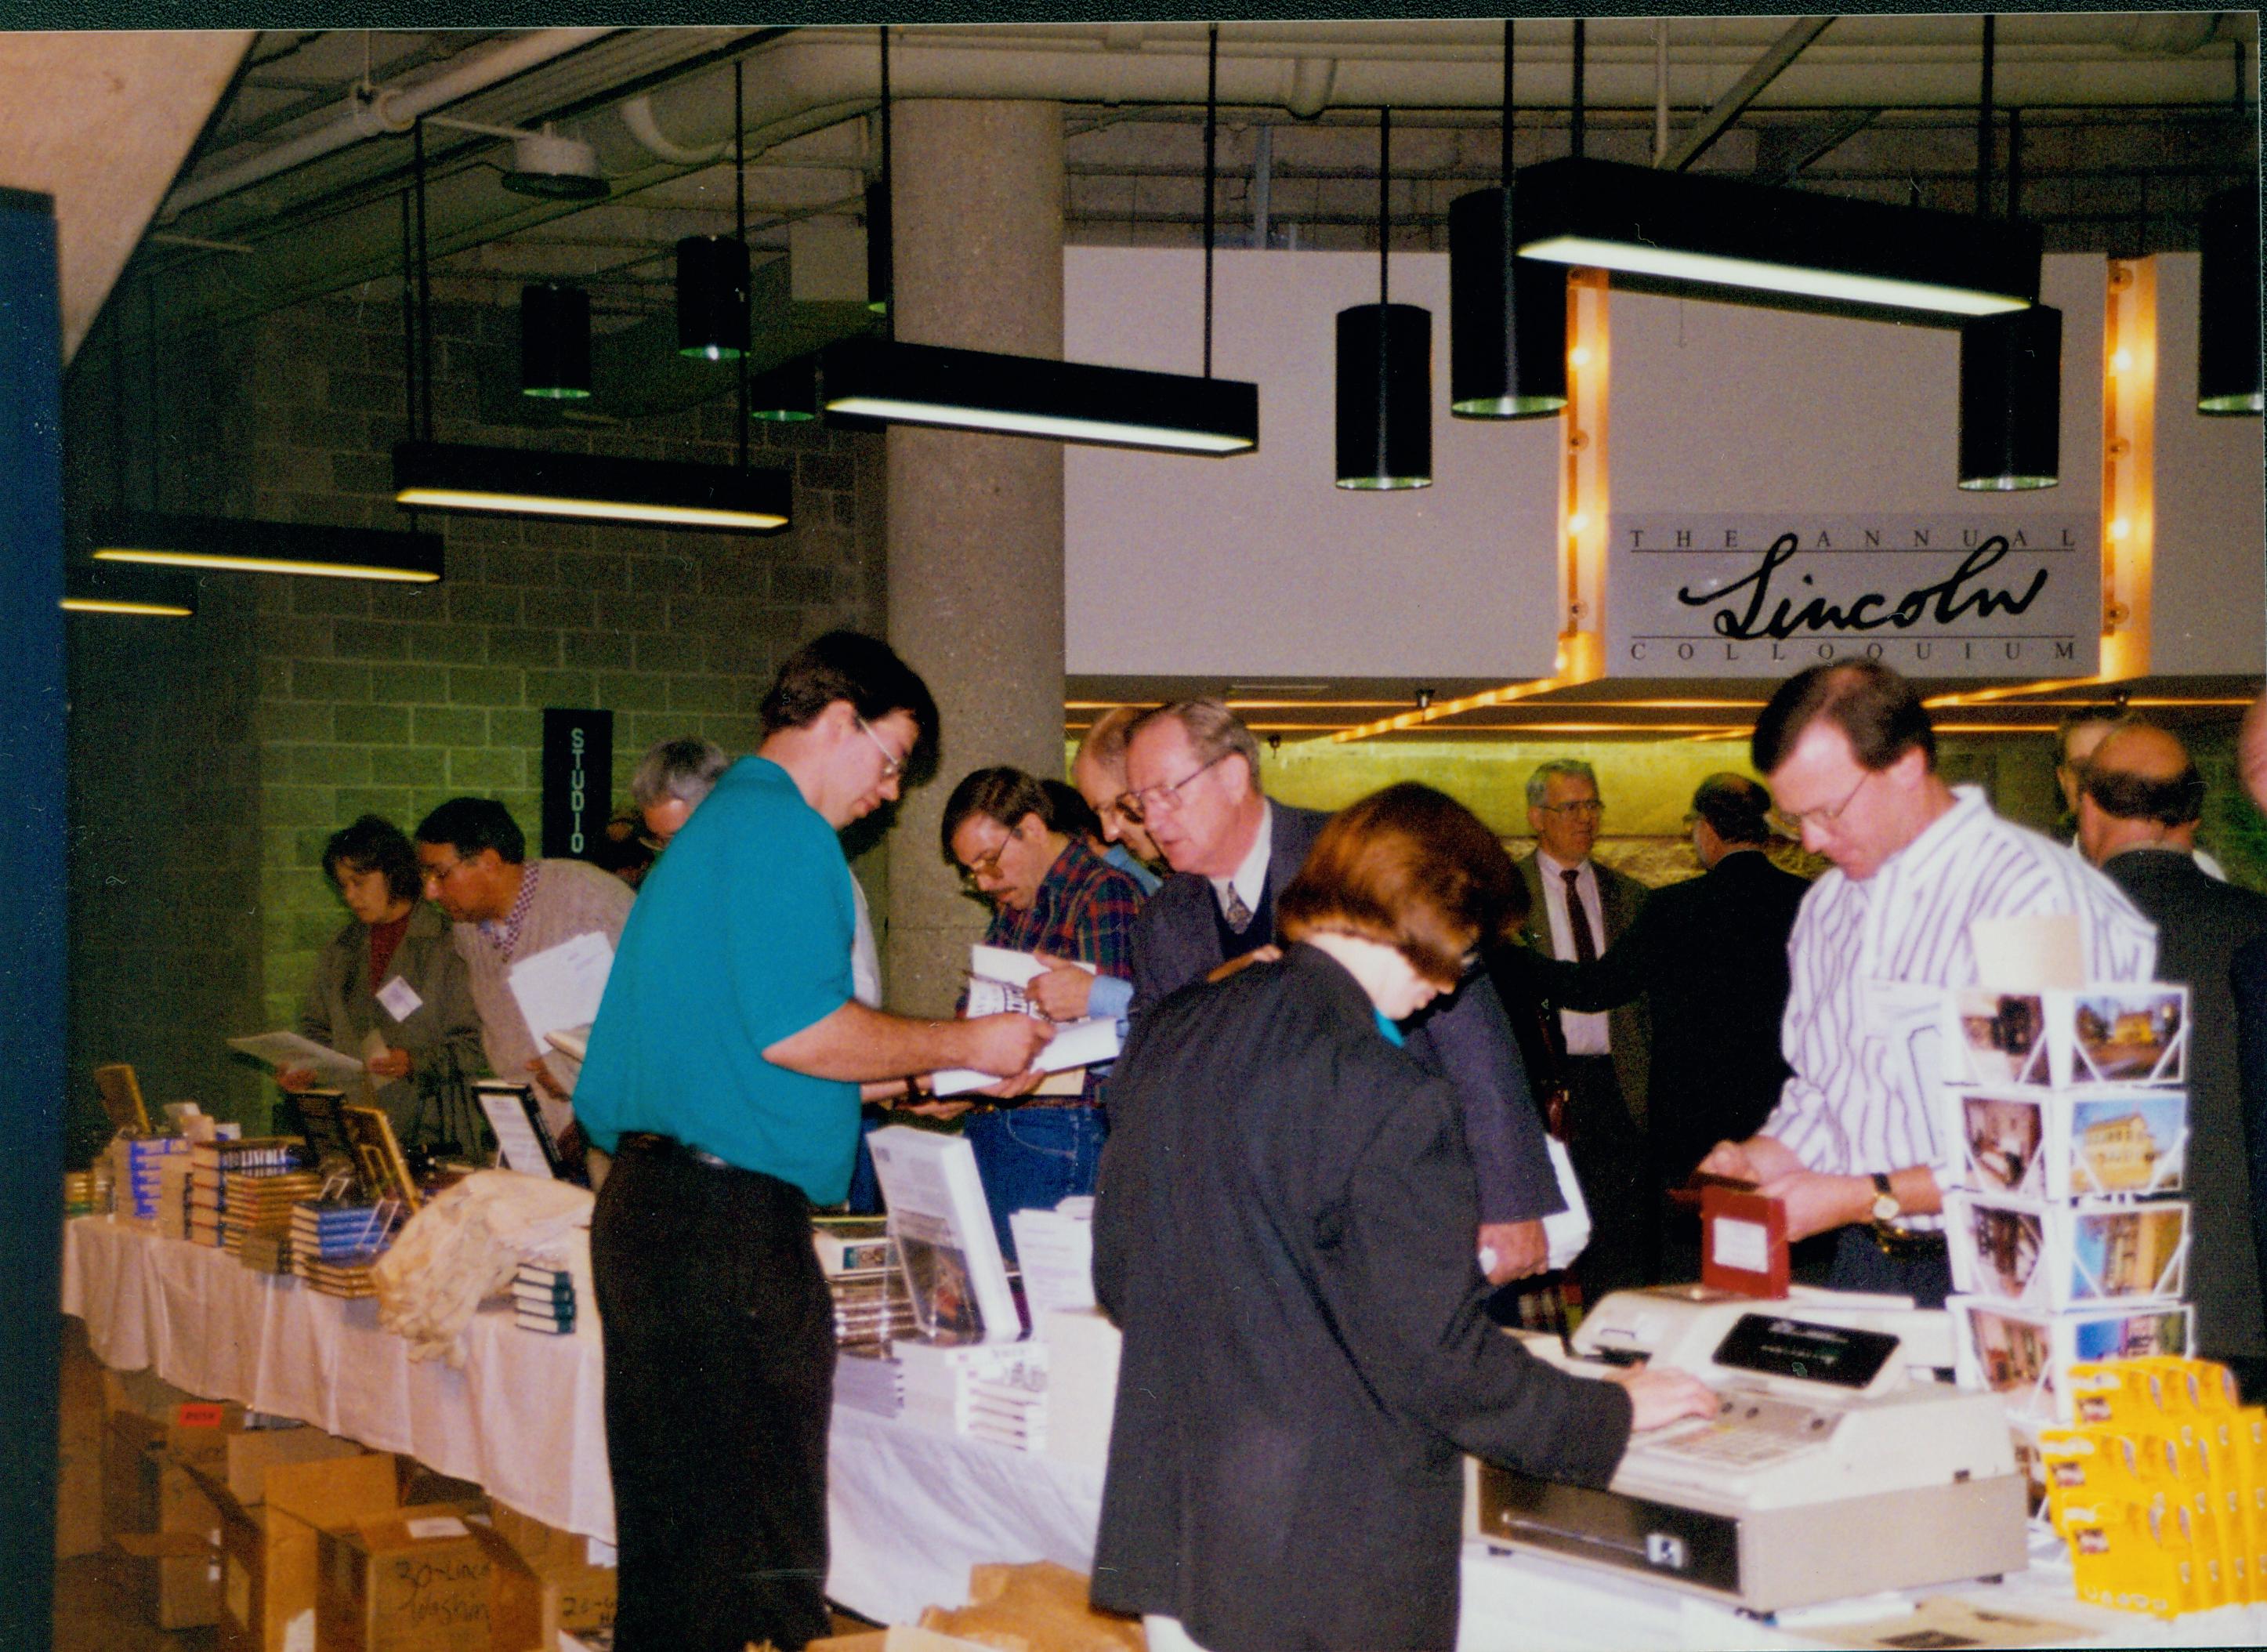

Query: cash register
<box><xmin>1472</xmin><ymin>1286</ymin><xmax>2029</xmax><ymax>1613</ymax></box>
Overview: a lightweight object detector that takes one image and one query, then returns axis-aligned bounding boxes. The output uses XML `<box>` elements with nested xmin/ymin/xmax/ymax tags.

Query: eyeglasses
<box><xmin>418</xmin><ymin>857</ymin><xmax>468</xmax><ymax>887</ymax></box>
<box><xmin>855</xmin><ymin>716</ymin><xmax>907</xmax><ymax>780</ymax></box>
<box><xmin>1535</xmin><ymin>799</ymin><xmax>1604</xmax><ymax>819</ymax></box>
<box><xmin>1121</xmin><ymin>752</ymin><xmax>1229</xmax><ymax>824</ymax></box>
<box><xmin>1773</xmin><ymin>770</ymin><xmax>1872</xmax><ymax>835</ymax></box>
<box><xmin>958</xmin><ymin>835</ymin><xmax>1012</xmax><ymax>890</ymax></box>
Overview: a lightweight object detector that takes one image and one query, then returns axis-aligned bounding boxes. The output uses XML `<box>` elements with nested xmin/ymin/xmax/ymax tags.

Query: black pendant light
<box><xmin>1335</xmin><ymin>107</ymin><xmax>1431</xmax><ymax>490</ymax></box>
<box><xmin>2197</xmin><ymin>182</ymin><xmax>2262</xmax><ymax>415</ymax></box>
<box><xmin>749</xmin><ymin>356</ymin><xmax>820</xmax><ymax>422</ymax></box>
<box><xmin>520</xmin><ymin>283</ymin><xmax>592</xmax><ymax>400</ymax></box>
<box><xmin>867</xmin><ymin>27</ymin><xmax>893</xmax><ymax>316</ymax></box>
<box><xmin>679</xmin><ymin>89</ymin><xmax>750</xmax><ymax>368</ymax></box>
<box><xmin>1449</xmin><ymin>21</ymin><xmax>1566</xmax><ymax>418</ymax></box>
<box><xmin>1957</xmin><ymin>16</ymin><xmax>2060</xmax><ymax>490</ymax></box>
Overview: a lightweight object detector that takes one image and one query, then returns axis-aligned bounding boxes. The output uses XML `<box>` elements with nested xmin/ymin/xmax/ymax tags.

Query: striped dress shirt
<box><xmin>1764</xmin><ymin>786</ymin><xmax>2157</xmax><ymax>1213</ymax></box>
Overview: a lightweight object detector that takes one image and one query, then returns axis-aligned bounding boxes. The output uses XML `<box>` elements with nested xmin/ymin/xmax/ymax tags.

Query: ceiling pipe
<box><xmin>1284</xmin><ymin>58</ymin><xmax>1338</xmax><ymax>119</ymax></box>
<box><xmin>1659</xmin><ymin>16</ymin><xmax>1835</xmax><ymax>171</ymax></box>
<box><xmin>618</xmin><ymin>92</ymin><xmax>730</xmax><ymax>164</ymax></box>
<box><xmin>162</xmin><ymin>28</ymin><xmax>617</xmax><ymax>218</ymax></box>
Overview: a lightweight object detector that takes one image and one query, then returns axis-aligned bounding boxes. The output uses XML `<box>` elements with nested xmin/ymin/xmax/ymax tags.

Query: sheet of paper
<box><xmin>927</xmin><ymin>944</ymin><xmax>1121</xmax><ymax>1096</ymax></box>
<box><xmin>1972</xmin><ymin>914</ymin><xmax>2084</xmax><ymax>990</ymax></box>
<box><xmin>544</xmin><ymin>1025</ymin><xmax>591</xmax><ymax>1063</ymax></box>
<box><xmin>228</xmin><ymin>1032</ymin><xmax>364</xmax><ymax>1085</ymax></box>
<box><xmin>507</xmin><ymin>931</ymin><xmax>616</xmax><ymax>1045</ymax></box>
<box><xmin>374</xmin><ymin>976</ymin><xmax>423</xmax><ymax>1021</ymax></box>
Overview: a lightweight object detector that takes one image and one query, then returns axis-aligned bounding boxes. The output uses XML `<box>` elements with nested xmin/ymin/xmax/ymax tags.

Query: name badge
<box><xmin>375</xmin><ymin>976</ymin><xmax>424</xmax><ymax>1022</ymax></box>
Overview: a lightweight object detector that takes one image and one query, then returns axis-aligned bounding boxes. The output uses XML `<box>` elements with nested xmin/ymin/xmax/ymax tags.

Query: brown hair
<box><xmin>1277</xmin><ymin>783</ymin><xmax>1519</xmax><ymax>986</ymax></box>
<box><xmin>1751</xmin><ymin>659</ymin><xmax>1936</xmax><ymax>776</ymax></box>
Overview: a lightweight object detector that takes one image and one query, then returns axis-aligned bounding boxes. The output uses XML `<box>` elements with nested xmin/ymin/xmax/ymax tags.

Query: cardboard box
<box><xmin>317</xmin><ymin>1505</ymin><xmax>498</xmax><ymax>1652</ymax></box>
<box><xmin>103</xmin><ymin>1414</ymin><xmax>226</xmax><ymax>1630</ymax></box>
<box><xmin>486</xmin><ymin>1503</ymin><xmax>617</xmax><ymax>1645</ymax></box>
<box><xmin>199</xmin><ymin>1451</ymin><xmax>404</xmax><ymax>1652</ymax></box>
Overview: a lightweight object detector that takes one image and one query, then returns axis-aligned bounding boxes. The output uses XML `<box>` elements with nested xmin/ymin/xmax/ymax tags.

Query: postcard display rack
<box><xmin>1943</xmin><ymin>983</ymin><xmax>2198</xmax><ymax>1448</ymax></box>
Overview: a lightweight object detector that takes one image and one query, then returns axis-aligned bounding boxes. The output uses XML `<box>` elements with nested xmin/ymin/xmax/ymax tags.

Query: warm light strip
<box><xmin>824</xmin><ymin>396</ymin><xmax>1254</xmax><ymax>454</ymax></box>
<box><xmin>94</xmin><ymin>548</ymin><xmax>440</xmax><ymax>584</ymax></box>
<box><xmin>2099</xmin><ymin>258</ymin><xmax>2157</xmax><ymax>681</ymax></box>
<box><xmin>393</xmin><ymin>487</ymin><xmax>785</xmax><ymax>531</ymax></box>
<box><xmin>60</xmin><ymin>596</ymin><xmax>193</xmax><ymax>616</ymax></box>
<box><xmin>1518</xmin><ymin>235</ymin><xmax>2032</xmax><ymax>318</ymax></box>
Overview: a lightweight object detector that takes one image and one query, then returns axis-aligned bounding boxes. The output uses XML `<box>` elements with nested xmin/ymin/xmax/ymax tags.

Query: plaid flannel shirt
<box><xmin>981</xmin><ymin>839</ymin><xmax>1143</xmax><ymax>1105</ymax></box>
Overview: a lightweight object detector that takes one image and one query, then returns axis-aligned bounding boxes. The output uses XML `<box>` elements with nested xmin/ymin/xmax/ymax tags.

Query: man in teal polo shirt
<box><xmin>576</xmin><ymin>632</ymin><xmax>1051</xmax><ymax>1652</ymax></box>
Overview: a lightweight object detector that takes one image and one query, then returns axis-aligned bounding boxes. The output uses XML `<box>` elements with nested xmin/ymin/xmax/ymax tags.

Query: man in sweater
<box><xmin>413</xmin><ymin>796</ymin><xmax>633</xmax><ymax>1147</ymax></box>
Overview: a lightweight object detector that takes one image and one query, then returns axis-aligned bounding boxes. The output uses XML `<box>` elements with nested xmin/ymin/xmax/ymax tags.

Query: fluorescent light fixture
<box><xmin>821</xmin><ymin>336</ymin><xmax>1258</xmax><ymax>455</ymax></box>
<box><xmin>60</xmin><ymin>562</ymin><xmax>196</xmax><ymax>617</ymax></box>
<box><xmin>677</xmin><ymin>235</ymin><xmax>750</xmax><ymax>362</ymax></box>
<box><xmin>393</xmin><ymin>440</ymin><xmax>790</xmax><ymax>532</ymax></box>
<box><xmin>92</xmin><ymin>510</ymin><xmax>443</xmax><ymax>583</ymax></box>
<box><xmin>750</xmin><ymin>357</ymin><xmax>819</xmax><ymax>423</ymax></box>
<box><xmin>1512</xmin><ymin>156</ymin><xmax>2042</xmax><ymax>319</ymax></box>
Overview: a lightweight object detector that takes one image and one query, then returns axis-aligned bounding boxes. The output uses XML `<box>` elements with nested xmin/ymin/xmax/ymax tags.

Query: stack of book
<box><xmin>834</xmin><ymin>1348</ymin><xmax>905</xmax><ymax>1418</ymax></box>
<box><xmin>1941</xmin><ymin>984</ymin><xmax>2198</xmax><ymax>1484</ymax></box>
<box><xmin>61</xmin><ymin>1168</ymin><xmax>112</xmax><ymax>1218</ymax></box>
<box><xmin>155</xmin><ymin>1155</ymin><xmax>195</xmax><ymax>1241</ymax></box>
<box><xmin>187</xmin><ymin>1137</ymin><xmax>311</xmax><ymax>1249</ymax></box>
<box><xmin>222</xmin><ymin>1168</ymin><xmax>324</xmax><ymax>1259</ymax></box>
<box><xmin>290</xmin><ymin>1200</ymin><xmax>400</xmax><ymax>1299</ymax></box>
<box><xmin>110</xmin><ymin>1136</ymin><xmax>190</xmax><ymax>1229</ymax></box>
<box><xmin>238</xmin><ymin>1231</ymin><xmax>293</xmax><ymax>1276</ymax></box>
<box><xmin>831</xmin><ymin>1269</ymin><xmax>919</xmax><ymax>1353</ymax></box>
<box><xmin>894</xmin><ymin>1337</ymin><xmax>1048</xmax><ymax>1447</ymax></box>
<box><xmin>512</xmin><ymin>1263</ymin><xmax>576</xmax><ymax>1335</ymax></box>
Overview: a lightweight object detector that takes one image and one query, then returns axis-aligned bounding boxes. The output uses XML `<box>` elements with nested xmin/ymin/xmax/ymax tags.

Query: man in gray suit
<box><xmin>1517</xmin><ymin>759</ymin><xmax>1655</xmax><ymax>1301</ymax></box>
<box><xmin>1122</xmin><ymin>699</ymin><xmax>1563</xmax><ymax>1283</ymax></box>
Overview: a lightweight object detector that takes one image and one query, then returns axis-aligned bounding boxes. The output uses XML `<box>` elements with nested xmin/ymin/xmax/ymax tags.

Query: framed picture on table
<box><xmin>341</xmin><ymin>1103</ymin><xmax>422</xmax><ymax>1213</ymax></box>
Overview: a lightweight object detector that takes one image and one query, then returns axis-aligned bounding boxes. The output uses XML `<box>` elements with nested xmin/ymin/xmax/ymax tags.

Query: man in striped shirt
<box><xmin>1701</xmin><ymin>661</ymin><xmax>2156</xmax><ymax>1304</ymax></box>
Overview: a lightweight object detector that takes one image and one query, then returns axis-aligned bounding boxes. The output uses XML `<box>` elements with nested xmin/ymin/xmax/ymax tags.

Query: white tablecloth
<box><xmin>60</xmin><ymin>1216</ymin><xmax>1099</xmax><ymax>1624</ymax></box>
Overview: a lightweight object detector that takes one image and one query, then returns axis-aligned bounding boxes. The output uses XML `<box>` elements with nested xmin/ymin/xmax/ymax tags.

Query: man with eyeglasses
<box><xmin>571</xmin><ymin>632</ymin><xmax>1052</xmax><ymax>1652</ymax></box>
<box><xmin>1516</xmin><ymin>759</ymin><xmax>1655</xmax><ymax>1300</ymax></box>
<box><xmin>1699</xmin><ymin>661</ymin><xmax>2155</xmax><ymax>1306</ymax></box>
<box><xmin>937</xmin><ymin>765</ymin><xmax>1143</xmax><ymax>1256</ymax></box>
<box><xmin>413</xmin><ymin>795</ymin><xmax>633</xmax><ymax>1152</ymax></box>
<box><xmin>1121</xmin><ymin>698</ymin><xmax>1565</xmax><ymax>1285</ymax></box>
<box><xmin>1070</xmin><ymin>705</ymin><xmax>1168</xmax><ymax>895</ymax></box>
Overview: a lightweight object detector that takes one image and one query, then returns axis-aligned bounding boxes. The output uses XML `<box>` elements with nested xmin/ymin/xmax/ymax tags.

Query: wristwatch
<box><xmin>1869</xmin><ymin>1172</ymin><xmax>1903</xmax><ymax>1226</ymax></box>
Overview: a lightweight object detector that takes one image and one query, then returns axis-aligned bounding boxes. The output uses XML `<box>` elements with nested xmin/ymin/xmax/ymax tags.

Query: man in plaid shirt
<box><xmin>939</xmin><ymin>765</ymin><xmax>1145</xmax><ymax>1259</ymax></box>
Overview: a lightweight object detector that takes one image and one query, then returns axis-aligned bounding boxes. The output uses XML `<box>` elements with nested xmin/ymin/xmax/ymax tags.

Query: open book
<box><xmin>929</xmin><ymin>944</ymin><xmax>1122</xmax><ymax>1098</ymax></box>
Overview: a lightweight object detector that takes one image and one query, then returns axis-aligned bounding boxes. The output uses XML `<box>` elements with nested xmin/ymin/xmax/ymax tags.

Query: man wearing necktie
<box><xmin>1517</xmin><ymin>759</ymin><xmax>1654</xmax><ymax>1303</ymax></box>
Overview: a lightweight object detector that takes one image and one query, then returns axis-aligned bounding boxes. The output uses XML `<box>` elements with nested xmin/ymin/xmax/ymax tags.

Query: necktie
<box><xmin>1223</xmin><ymin>884</ymin><xmax>1253</xmax><ymax>933</ymax></box>
<box><xmin>1562</xmin><ymin>868</ymin><xmax>1598</xmax><ymax>964</ymax></box>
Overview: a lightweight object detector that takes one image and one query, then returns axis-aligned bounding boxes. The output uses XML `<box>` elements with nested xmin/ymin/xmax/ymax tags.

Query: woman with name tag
<box><xmin>1091</xmin><ymin>784</ymin><xmax>1715</xmax><ymax>1652</ymax></box>
<box><xmin>278</xmin><ymin>814</ymin><xmax>483</xmax><ymax>1153</ymax></box>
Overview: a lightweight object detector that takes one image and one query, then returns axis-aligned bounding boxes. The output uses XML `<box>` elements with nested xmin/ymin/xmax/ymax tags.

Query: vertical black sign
<box><xmin>541</xmin><ymin>708</ymin><xmax>614</xmax><ymax>861</ymax></box>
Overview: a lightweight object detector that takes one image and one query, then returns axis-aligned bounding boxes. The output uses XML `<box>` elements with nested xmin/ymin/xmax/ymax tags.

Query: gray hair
<box><xmin>630</xmin><ymin>736</ymin><xmax>731</xmax><ymax>811</ymax></box>
<box><xmin>1127</xmin><ymin>698</ymin><xmax>1263</xmax><ymax>785</ymax></box>
<box><xmin>1076</xmin><ymin>705</ymin><xmax>1152</xmax><ymax>773</ymax></box>
<box><xmin>1525</xmin><ymin>759</ymin><xmax>1599</xmax><ymax>810</ymax></box>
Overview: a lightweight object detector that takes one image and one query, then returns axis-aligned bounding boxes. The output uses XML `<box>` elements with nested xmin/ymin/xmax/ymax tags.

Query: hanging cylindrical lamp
<box><xmin>1958</xmin><ymin>304</ymin><xmax>2062</xmax><ymax>490</ymax></box>
<box><xmin>749</xmin><ymin>356</ymin><xmax>819</xmax><ymax>422</ymax></box>
<box><xmin>1449</xmin><ymin>21</ymin><xmax>1566</xmax><ymax>418</ymax></box>
<box><xmin>520</xmin><ymin>283</ymin><xmax>592</xmax><ymax>400</ymax></box>
<box><xmin>675</xmin><ymin>234</ymin><xmax>749</xmax><ymax>361</ymax></box>
<box><xmin>867</xmin><ymin>28</ymin><xmax>894</xmax><ymax>317</ymax></box>
<box><xmin>2197</xmin><ymin>183</ymin><xmax>2262</xmax><ymax>415</ymax></box>
<box><xmin>1335</xmin><ymin>107</ymin><xmax>1432</xmax><ymax>490</ymax></box>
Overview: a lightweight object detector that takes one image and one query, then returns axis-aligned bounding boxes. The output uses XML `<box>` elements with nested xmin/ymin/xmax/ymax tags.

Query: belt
<box><xmin>618</xmin><ymin>1132</ymin><xmax>734</xmax><ymax>1172</ymax></box>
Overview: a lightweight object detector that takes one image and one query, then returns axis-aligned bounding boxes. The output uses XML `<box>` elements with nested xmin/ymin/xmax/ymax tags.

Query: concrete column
<box><xmin>884</xmin><ymin>100</ymin><xmax>1066</xmax><ymax>1015</ymax></box>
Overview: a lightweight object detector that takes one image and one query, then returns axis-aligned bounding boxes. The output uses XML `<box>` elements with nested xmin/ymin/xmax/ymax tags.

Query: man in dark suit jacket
<box><xmin>1122</xmin><ymin>700</ymin><xmax>1565</xmax><ymax>1283</ymax></box>
<box><xmin>1513</xmin><ymin>759</ymin><xmax>1654</xmax><ymax>1300</ymax></box>
<box><xmin>1499</xmin><ymin>773</ymin><xmax>1816</xmax><ymax>1283</ymax></box>
<box><xmin>2080</xmin><ymin>722</ymin><xmax>2267</xmax><ymax>1394</ymax></box>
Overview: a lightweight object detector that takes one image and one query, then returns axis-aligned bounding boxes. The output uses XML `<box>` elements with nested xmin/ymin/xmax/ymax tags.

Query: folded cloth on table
<box><xmin>372</xmin><ymin>1170</ymin><xmax>594</xmax><ymax>1365</ymax></box>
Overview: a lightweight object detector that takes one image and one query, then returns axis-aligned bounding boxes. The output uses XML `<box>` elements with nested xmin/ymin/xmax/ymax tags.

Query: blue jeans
<box><xmin>964</xmin><ymin>1104</ymin><xmax>1106</xmax><ymax>1265</ymax></box>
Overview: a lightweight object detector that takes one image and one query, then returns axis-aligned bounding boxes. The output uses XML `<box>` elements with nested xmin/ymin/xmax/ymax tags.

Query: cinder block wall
<box><xmin>63</xmin><ymin>287</ymin><xmax>885</xmax><ymax>1153</ymax></box>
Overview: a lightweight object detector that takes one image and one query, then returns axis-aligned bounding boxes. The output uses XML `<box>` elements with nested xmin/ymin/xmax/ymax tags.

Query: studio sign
<box><xmin>1606</xmin><ymin>514</ymin><xmax>2099</xmax><ymax>679</ymax></box>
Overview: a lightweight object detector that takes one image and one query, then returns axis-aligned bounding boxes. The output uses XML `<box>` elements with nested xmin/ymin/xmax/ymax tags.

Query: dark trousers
<box><xmin>1561</xmin><ymin>1056</ymin><xmax>1657</xmax><ymax>1304</ymax></box>
<box><xmin>592</xmin><ymin>1133</ymin><xmax>836</xmax><ymax>1652</ymax></box>
<box><xmin>1826</xmin><ymin>1225</ymin><xmax>1954</xmax><ymax>1308</ymax></box>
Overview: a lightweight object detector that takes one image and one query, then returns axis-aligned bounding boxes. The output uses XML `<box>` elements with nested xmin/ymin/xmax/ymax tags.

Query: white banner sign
<box><xmin>1607</xmin><ymin>514</ymin><xmax>2099</xmax><ymax>678</ymax></box>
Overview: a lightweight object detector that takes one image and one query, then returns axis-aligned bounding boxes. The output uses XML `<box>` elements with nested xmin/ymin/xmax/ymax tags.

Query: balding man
<box><xmin>1072</xmin><ymin>705</ymin><xmax>1166</xmax><ymax>896</ymax></box>
<box><xmin>1123</xmin><ymin>699</ymin><xmax>1563</xmax><ymax>1283</ymax></box>
<box><xmin>2080</xmin><ymin>721</ymin><xmax>2267</xmax><ymax>1393</ymax></box>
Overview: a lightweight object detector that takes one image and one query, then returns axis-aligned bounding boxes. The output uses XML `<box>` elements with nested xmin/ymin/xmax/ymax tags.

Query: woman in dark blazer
<box><xmin>1091</xmin><ymin>784</ymin><xmax>1714</xmax><ymax>1652</ymax></box>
